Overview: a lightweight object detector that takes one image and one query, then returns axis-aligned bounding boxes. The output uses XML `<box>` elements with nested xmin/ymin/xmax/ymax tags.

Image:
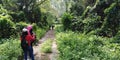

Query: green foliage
<box><xmin>16</xmin><ymin>22</ymin><xmax>28</xmax><ymax>32</ymax></box>
<box><xmin>70</xmin><ymin>1</ymin><xmax>84</xmax><ymax>16</ymax></box>
<box><xmin>83</xmin><ymin>14</ymin><xmax>101</xmax><ymax>33</ymax></box>
<box><xmin>0</xmin><ymin>38</ymin><xmax>22</xmax><ymax>60</ymax></box>
<box><xmin>112</xmin><ymin>31</ymin><xmax>120</xmax><ymax>43</ymax></box>
<box><xmin>100</xmin><ymin>43</ymin><xmax>120</xmax><ymax>60</ymax></box>
<box><xmin>32</xmin><ymin>23</ymin><xmax>37</xmax><ymax>32</ymax></box>
<box><xmin>0</xmin><ymin>15</ymin><xmax>15</xmax><ymax>38</ymax></box>
<box><xmin>69</xmin><ymin>14</ymin><xmax>101</xmax><ymax>33</ymax></box>
<box><xmin>82</xmin><ymin>0</ymin><xmax>96</xmax><ymax>7</ymax></box>
<box><xmin>16</xmin><ymin>0</ymin><xmax>47</xmax><ymax>23</ymax></box>
<box><xmin>34</xmin><ymin>7</ymin><xmax>42</xmax><ymax>23</ymax></box>
<box><xmin>61</xmin><ymin>13</ymin><xmax>73</xmax><ymax>30</ymax></box>
<box><xmin>2</xmin><ymin>0</ymin><xmax>18</xmax><ymax>11</ymax></box>
<box><xmin>46</xmin><ymin>12</ymin><xmax>55</xmax><ymax>26</ymax></box>
<box><xmin>70</xmin><ymin>17</ymin><xmax>84</xmax><ymax>32</ymax></box>
<box><xmin>64</xmin><ymin>0</ymin><xmax>120</xmax><ymax>37</ymax></box>
<box><xmin>104</xmin><ymin>3</ymin><xmax>116</xmax><ymax>14</ymax></box>
<box><xmin>81</xmin><ymin>6</ymin><xmax>91</xmax><ymax>19</ymax></box>
<box><xmin>1</xmin><ymin>0</ymin><xmax>48</xmax><ymax>25</ymax></box>
<box><xmin>0</xmin><ymin>4</ymin><xmax>8</xmax><ymax>14</ymax></box>
<box><xmin>54</xmin><ymin>24</ymin><xmax>64</xmax><ymax>33</ymax></box>
<box><xmin>56</xmin><ymin>31</ymin><xmax>120</xmax><ymax>60</ymax></box>
<box><xmin>9</xmin><ymin>11</ymin><xmax>27</xmax><ymax>22</ymax></box>
<box><xmin>100</xmin><ymin>2</ymin><xmax>120</xmax><ymax>37</ymax></box>
<box><xmin>35</xmin><ymin>28</ymin><xmax>46</xmax><ymax>40</ymax></box>
<box><xmin>40</xmin><ymin>39</ymin><xmax>52</xmax><ymax>53</ymax></box>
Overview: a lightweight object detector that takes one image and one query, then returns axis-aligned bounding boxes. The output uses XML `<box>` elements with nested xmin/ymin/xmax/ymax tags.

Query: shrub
<box><xmin>70</xmin><ymin>1</ymin><xmax>84</xmax><ymax>16</ymax></box>
<box><xmin>40</xmin><ymin>39</ymin><xmax>52</xmax><ymax>53</ymax></box>
<box><xmin>16</xmin><ymin>22</ymin><xmax>28</xmax><ymax>32</ymax></box>
<box><xmin>83</xmin><ymin>14</ymin><xmax>101</xmax><ymax>33</ymax></box>
<box><xmin>9</xmin><ymin>11</ymin><xmax>27</xmax><ymax>22</ymax></box>
<box><xmin>0</xmin><ymin>15</ymin><xmax>15</xmax><ymax>38</ymax></box>
<box><xmin>0</xmin><ymin>38</ymin><xmax>22</xmax><ymax>60</ymax></box>
<box><xmin>56</xmin><ymin>31</ymin><xmax>120</xmax><ymax>60</ymax></box>
<box><xmin>35</xmin><ymin>28</ymin><xmax>46</xmax><ymax>39</ymax></box>
<box><xmin>61</xmin><ymin>13</ymin><xmax>73</xmax><ymax>30</ymax></box>
<box><xmin>111</xmin><ymin>31</ymin><xmax>120</xmax><ymax>43</ymax></box>
<box><xmin>81</xmin><ymin>6</ymin><xmax>91</xmax><ymax>19</ymax></box>
<box><xmin>30</xmin><ymin>27</ymin><xmax>47</xmax><ymax>45</ymax></box>
<box><xmin>54</xmin><ymin>24</ymin><xmax>64</xmax><ymax>33</ymax></box>
<box><xmin>100</xmin><ymin>2</ymin><xmax>120</xmax><ymax>37</ymax></box>
<box><xmin>0</xmin><ymin>4</ymin><xmax>8</xmax><ymax>15</ymax></box>
<box><xmin>32</xmin><ymin>23</ymin><xmax>37</xmax><ymax>32</ymax></box>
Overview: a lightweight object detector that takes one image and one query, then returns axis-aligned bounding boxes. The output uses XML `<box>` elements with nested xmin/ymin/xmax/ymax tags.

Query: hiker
<box><xmin>26</xmin><ymin>25</ymin><xmax>36</xmax><ymax>45</ymax></box>
<box><xmin>51</xmin><ymin>24</ymin><xmax>54</xmax><ymax>30</ymax></box>
<box><xmin>20</xmin><ymin>27</ymin><xmax>35</xmax><ymax>60</ymax></box>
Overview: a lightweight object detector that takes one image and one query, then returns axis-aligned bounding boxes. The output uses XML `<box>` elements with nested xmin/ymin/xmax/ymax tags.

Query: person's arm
<box><xmin>32</xmin><ymin>33</ymin><xmax>36</xmax><ymax>39</ymax></box>
<box><xmin>26</xmin><ymin>34</ymin><xmax>35</xmax><ymax>41</ymax></box>
<box><xmin>31</xmin><ymin>34</ymin><xmax>35</xmax><ymax>41</ymax></box>
<box><xmin>27</xmin><ymin>30</ymin><xmax>36</xmax><ymax>42</ymax></box>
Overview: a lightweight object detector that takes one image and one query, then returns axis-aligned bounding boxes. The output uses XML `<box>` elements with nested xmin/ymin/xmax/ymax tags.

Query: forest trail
<box><xmin>33</xmin><ymin>29</ymin><xmax>58</xmax><ymax>60</ymax></box>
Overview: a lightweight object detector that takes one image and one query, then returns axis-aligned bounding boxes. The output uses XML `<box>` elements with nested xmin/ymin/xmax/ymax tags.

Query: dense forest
<box><xmin>0</xmin><ymin>0</ymin><xmax>54</xmax><ymax>59</ymax></box>
<box><xmin>56</xmin><ymin>0</ymin><xmax>120</xmax><ymax>60</ymax></box>
<box><xmin>0</xmin><ymin>0</ymin><xmax>120</xmax><ymax>60</ymax></box>
<box><xmin>63</xmin><ymin>0</ymin><xmax>120</xmax><ymax>37</ymax></box>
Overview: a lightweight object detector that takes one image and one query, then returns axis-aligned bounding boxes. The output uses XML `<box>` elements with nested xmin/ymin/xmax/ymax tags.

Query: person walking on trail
<box><xmin>20</xmin><ymin>25</ymin><xmax>35</xmax><ymax>60</ymax></box>
<box><xmin>27</xmin><ymin>25</ymin><xmax>36</xmax><ymax>45</ymax></box>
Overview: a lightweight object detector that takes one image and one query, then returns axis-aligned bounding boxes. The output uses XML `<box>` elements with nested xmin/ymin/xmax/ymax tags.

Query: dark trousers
<box><xmin>23</xmin><ymin>46</ymin><xmax>34</xmax><ymax>60</ymax></box>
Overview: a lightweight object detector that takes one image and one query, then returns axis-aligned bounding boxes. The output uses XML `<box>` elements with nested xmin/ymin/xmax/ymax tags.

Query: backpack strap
<box><xmin>27</xmin><ymin>30</ymin><xmax>31</xmax><ymax>35</ymax></box>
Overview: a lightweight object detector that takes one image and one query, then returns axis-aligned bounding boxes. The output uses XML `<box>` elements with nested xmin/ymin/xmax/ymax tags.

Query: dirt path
<box><xmin>33</xmin><ymin>30</ymin><xmax>58</xmax><ymax>60</ymax></box>
<box><xmin>49</xmin><ymin>41</ymin><xmax>59</xmax><ymax>60</ymax></box>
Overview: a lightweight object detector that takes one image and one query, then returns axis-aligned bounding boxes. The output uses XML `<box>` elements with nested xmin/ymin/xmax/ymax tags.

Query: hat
<box><xmin>22</xmin><ymin>28</ymin><xmax>28</xmax><ymax>32</ymax></box>
<box><xmin>27</xmin><ymin>25</ymin><xmax>32</xmax><ymax>31</ymax></box>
